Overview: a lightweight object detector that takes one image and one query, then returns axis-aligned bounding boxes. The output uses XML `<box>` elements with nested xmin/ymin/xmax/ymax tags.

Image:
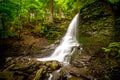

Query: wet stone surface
<box><xmin>0</xmin><ymin>57</ymin><xmax>62</xmax><ymax>80</ymax></box>
<box><xmin>0</xmin><ymin>55</ymin><xmax>96</xmax><ymax>80</ymax></box>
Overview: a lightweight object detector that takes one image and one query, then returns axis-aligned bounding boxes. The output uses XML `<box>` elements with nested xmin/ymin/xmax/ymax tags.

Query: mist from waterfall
<box><xmin>37</xmin><ymin>13</ymin><xmax>80</xmax><ymax>63</ymax></box>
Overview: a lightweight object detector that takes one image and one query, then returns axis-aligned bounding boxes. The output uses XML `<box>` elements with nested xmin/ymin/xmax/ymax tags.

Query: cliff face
<box><xmin>70</xmin><ymin>1</ymin><xmax>120</xmax><ymax>79</ymax></box>
<box><xmin>78</xmin><ymin>1</ymin><xmax>115</xmax><ymax>45</ymax></box>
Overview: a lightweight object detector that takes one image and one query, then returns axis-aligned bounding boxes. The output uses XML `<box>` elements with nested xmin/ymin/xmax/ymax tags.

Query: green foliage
<box><xmin>109</xmin><ymin>42</ymin><xmax>120</xmax><ymax>48</ymax></box>
<box><xmin>108</xmin><ymin>0</ymin><xmax>120</xmax><ymax>3</ymax></box>
<box><xmin>104</xmin><ymin>73</ymin><xmax>111</xmax><ymax>80</ymax></box>
<box><xmin>78</xmin><ymin>36</ymin><xmax>107</xmax><ymax>45</ymax></box>
<box><xmin>0</xmin><ymin>0</ymin><xmax>98</xmax><ymax>39</ymax></box>
<box><xmin>102</xmin><ymin>42</ymin><xmax>120</xmax><ymax>58</ymax></box>
<box><xmin>0</xmin><ymin>0</ymin><xmax>20</xmax><ymax>38</ymax></box>
<box><xmin>0</xmin><ymin>0</ymin><xmax>19</xmax><ymax>21</ymax></box>
<box><xmin>102</xmin><ymin>42</ymin><xmax>120</xmax><ymax>79</ymax></box>
<box><xmin>102</xmin><ymin>48</ymin><xmax>111</xmax><ymax>53</ymax></box>
<box><xmin>102</xmin><ymin>42</ymin><xmax>120</xmax><ymax>61</ymax></box>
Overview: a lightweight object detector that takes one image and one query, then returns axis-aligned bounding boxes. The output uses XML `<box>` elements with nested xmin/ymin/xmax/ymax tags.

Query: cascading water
<box><xmin>37</xmin><ymin>13</ymin><xmax>80</xmax><ymax>63</ymax></box>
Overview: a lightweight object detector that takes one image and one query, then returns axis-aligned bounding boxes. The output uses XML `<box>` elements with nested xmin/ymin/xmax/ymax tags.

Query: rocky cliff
<box><xmin>71</xmin><ymin>0</ymin><xmax>120</xmax><ymax>79</ymax></box>
<box><xmin>76</xmin><ymin>0</ymin><xmax>120</xmax><ymax>55</ymax></box>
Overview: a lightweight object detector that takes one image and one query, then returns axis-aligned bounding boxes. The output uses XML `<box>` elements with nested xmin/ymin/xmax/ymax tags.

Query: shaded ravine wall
<box><xmin>77</xmin><ymin>0</ymin><xmax>120</xmax><ymax>54</ymax></box>
<box><xmin>71</xmin><ymin>0</ymin><xmax>120</xmax><ymax>79</ymax></box>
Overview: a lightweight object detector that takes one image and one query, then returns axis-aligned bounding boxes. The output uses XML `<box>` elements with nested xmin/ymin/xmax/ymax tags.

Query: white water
<box><xmin>48</xmin><ymin>74</ymin><xmax>53</xmax><ymax>80</ymax></box>
<box><xmin>37</xmin><ymin>13</ymin><xmax>80</xmax><ymax>63</ymax></box>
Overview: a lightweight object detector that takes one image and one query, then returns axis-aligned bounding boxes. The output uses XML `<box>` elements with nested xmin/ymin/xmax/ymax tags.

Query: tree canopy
<box><xmin>0</xmin><ymin>0</ymin><xmax>120</xmax><ymax>39</ymax></box>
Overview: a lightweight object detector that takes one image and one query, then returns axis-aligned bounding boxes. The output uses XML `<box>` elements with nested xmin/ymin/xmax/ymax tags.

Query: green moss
<box><xmin>77</xmin><ymin>36</ymin><xmax>110</xmax><ymax>45</ymax></box>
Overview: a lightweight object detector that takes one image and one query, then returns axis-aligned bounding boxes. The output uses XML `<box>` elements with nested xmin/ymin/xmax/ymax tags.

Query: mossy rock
<box><xmin>33</xmin><ymin>68</ymin><xmax>44</xmax><ymax>80</ymax></box>
<box><xmin>45</xmin><ymin>61</ymin><xmax>61</xmax><ymax>70</ymax></box>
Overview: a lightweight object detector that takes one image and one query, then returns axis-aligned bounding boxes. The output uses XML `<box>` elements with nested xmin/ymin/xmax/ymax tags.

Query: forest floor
<box><xmin>0</xmin><ymin>31</ymin><xmax>48</xmax><ymax>56</ymax></box>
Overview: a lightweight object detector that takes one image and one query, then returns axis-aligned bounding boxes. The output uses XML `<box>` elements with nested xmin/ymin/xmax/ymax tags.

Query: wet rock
<box><xmin>69</xmin><ymin>67</ymin><xmax>89</xmax><ymax>77</ymax></box>
<box><xmin>14</xmin><ymin>71</ymin><xmax>29</xmax><ymax>76</ymax></box>
<box><xmin>33</xmin><ymin>68</ymin><xmax>44</xmax><ymax>80</ymax></box>
<box><xmin>6</xmin><ymin>57</ymin><xmax>13</xmax><ymax>62</ymax></box>
<box><xmin>12</xmin><ymin>64</ymin><xmax>30</xmax><ymax>71</ymax></box>
<box><xmin>59</xmin><ymin>65</ymin><xmax>94</xmax><ymax>80</ymax></box>
<box><xmin>15</xmin><ymin>76</ymin><xmax>24</xmax><ymax>80</ymax></box>
<box><xmin>44</xmin><ymin>44</ymin><xmax>57</xmax><ymax>50</ymax></box>
<box><xmin>68</xmin><ymin>76</ymin><xmax>84</xmax><ymax>80</ymax></box>
<box><xmin>0</xmin><ymin>71</ymin><xmax>14</xmax><ymax>80</ymax></box>
<box><xmin>1</xmin><ymin>56</ymin><xmax>95</xmax><ymax>80</ymax></box>
<box><xmin>51</xmin><ymin>68</ymin><xmax>69</xmax><ymax>80</ymax></box>
<box><xmin>32</xmin><ymin>61</ymin><xmax>61</xmax><ymax>80</ymax></box>
<box><xmin>25</xmin><ymin>68</ymin><xmax>35</xmax><ymax>73</ymax></box>
<box><xmin>70</xmin><ymin>53</ymin><xmax>85</xmax><ymax>68</ymax></box>
<box><xmin>49</xmin><ymin>61</ymin><xmax>61</xmax><ymax>70</ymax></box>
<box><xmin>45</xmin><ymin>61</ymin><xmax>62</xmax><ymax>70</ymax></box>
<box><xmin>3</xmin><ymin>64</ymin><xmax>15</xmax><ymax>71</ymax></box>
<box><xmin>51</xmin><ymin>71</ymin><xmax>61</xmax><ymax>80</ymax></box>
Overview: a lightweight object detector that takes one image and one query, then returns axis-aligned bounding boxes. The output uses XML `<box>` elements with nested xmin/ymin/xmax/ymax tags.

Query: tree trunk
<box><xmin>51</xmin><ymin>0</ymin><xmax>54</xmax><ymax>22</ymax></box>
<box><xmin>28</xmin><ymin>13</ymin><xmax>30</xmax><ymax>23</ymax></box>
<box><xmin>1</xmin><ymin>18</ymin><xmax>7</xmax><ymax>38</ymax></box>
<box><xmin>49</xmin><ymin>0</ymin><xmax>54</xmax><ymax>23</ymax></box>
<box><xmin>59</xmin><ymin>8</ymin><xmax>62</xmax><ymax>20</ymax></box>
<box><xmin>1</xmin><ymin>18</ymin><xmax>5</xmax><ymax>31</ymax></box>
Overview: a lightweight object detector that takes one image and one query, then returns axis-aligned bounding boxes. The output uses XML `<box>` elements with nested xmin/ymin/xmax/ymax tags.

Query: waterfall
<box><xmin>37</xmin><ymin>13</ymin><xmax>80</xmax><ymax>63</ymax></box>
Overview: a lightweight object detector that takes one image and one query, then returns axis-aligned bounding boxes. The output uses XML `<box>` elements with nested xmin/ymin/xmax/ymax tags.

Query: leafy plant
<box><xmin>104</xmin><ymin>73</ymin><xmax>111</xmax><ymax>80</ymax></box>
<box><xmin>109</xmin><ymin>42</ymin><xmax>120</xmax><ymax>48</ymax></box>
<box><xmin>102</xmin><ymin>42</ymin><xmax>120</xmax><ymax>62</ymax></box>
<box><xmin>102</xmin><ymin>42</ymin><xmax>120</xmax><ymax>79</ymax></box>
<box><xmin>102</xmin><ymin>47</ymin><xmax>111</xmax><ymax>53</ymax></box>
<box><xmin>108</xmin><ymin>0</ymin><xmax>120</xmax><ymax>3</ymax></box>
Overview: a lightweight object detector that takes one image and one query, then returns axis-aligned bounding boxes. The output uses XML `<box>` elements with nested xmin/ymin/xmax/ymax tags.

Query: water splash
<box><xmin>48</xmin><ymin>74</ymin><xmax>53</xmax><ymax>80</ymax></box>
<box><xmin>37</xmin><ymin>13</ymin><xmax>80</xmax><ymax>63</ymax></box>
